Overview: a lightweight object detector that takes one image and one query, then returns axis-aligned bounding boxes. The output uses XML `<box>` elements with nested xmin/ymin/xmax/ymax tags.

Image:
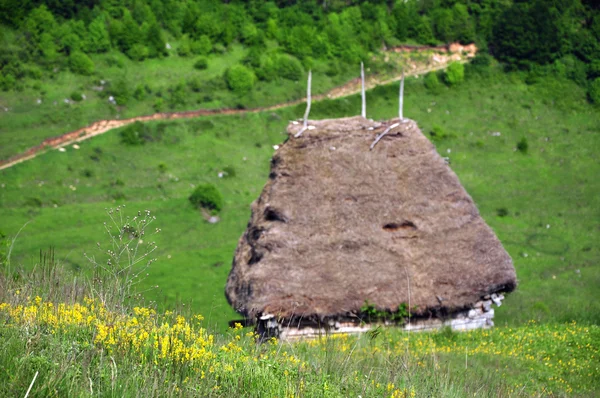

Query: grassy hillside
<box><xmin>0</xmin><ymin>41</ymin><xmax>368</xmax><ymax>161</ymax></box>
<box><xmin>1</xmin><ymin>67</ymin><xmax>599</xmax><ymax>332</ymax></box>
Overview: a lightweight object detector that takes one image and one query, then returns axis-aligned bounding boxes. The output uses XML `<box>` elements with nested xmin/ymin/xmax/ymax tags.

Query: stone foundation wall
<box><xmin>264</xmin><ymin>294</ymin><xmax>505</xmax><ymax>341</ymax></box>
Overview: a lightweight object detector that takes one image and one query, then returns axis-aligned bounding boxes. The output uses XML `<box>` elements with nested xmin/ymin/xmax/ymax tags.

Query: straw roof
<box><xmin>226</xmin><ymin>116</ymin><xmax>516</xmax><ymax>323</ymax></box>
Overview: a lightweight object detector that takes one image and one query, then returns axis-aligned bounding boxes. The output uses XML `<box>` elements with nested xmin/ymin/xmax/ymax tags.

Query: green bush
<box><xmin>193</xmin><ymin>57</ymin><xmax>208</xmax><ymax>70</ymax></box>
<box><xmin>429</xmin><ymin>125</ymin><xmax>454</xmax><ymax>143</ymax></box>
<box><xmin>275</xmin><ymin>55</ymin><xmax>304</xmax><ymax>81</ymax></box>
<box><xmin>517</xmin><ymin>137</ymin><xmax>529</xmax><ymax>154</ymax></box>
<box><xmin>127</xmin><ymin>44</ymin><xmax>149</xmax><ymax>61</ymax></box>
<box><xmin>589</xmin><ymin>78</ymin><xmax>600</xmax><ymax>105</ymax></box>
<box><xmin>109</xmin><ymin>78</ymin><xmax>131</xmax><ymax>106</ymax></box>
<box><xmin>120</xmin><ymin>122</ymin><xmax>147</xmax><ymax>145</ymax></box>
<box><xmin>69</xmin><ymin>51</ymin><xmax>95</xmax><ymax>75</ymax></box>
<box><xmin>70</xmin><ymin>92</ymin><xmax>83</xmax><ymax>102</ymax></box>
<box><xmin>177</xmin><ymin>40</ymin><xmax>191</xmax><ymax>57</ymax></box>
<box><xmin>225</xmin><ymin>64</ymin><xmax>255</xmax><ymax>94</ymax></box>
<box><xmin>424</xmin><ymin>72</ymin><xmax>441</xmax><ymax>93</ymax></box>
<box><xmin>189</xmin><ymin>184</ymin><xmax>223</xmax><ymax>212</ymax></box>
<box><xmin>223</xmin><ymin>166</ymin><xmax>236</xmax><ymax>178</ymax></box>
<box><xmin>444</xmin><ymin>62</ymin><xmax>465</xmax><ymax>86</ymax></box>
<box><xmin>191</xmin><ymin>35</ymin><xmax>212</xmax><ymax>55</ymax></box>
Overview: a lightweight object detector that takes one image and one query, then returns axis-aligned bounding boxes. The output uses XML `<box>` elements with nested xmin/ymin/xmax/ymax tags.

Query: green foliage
<box><xmin>517</xmin><ymin>137</ymin><xmax>529</xmax><ymax>154</ymax></box>
<box><xmin>145</xmin><ymin>22</ymin><xmax>167</xmax><ymax>58</ymax></box>
<box><xmin>193</xmin><ymin>57</ymin><xmax>208</xmax><ymax>70</ymax></box>
<box><xmin>191</xmin><ymin>35</ymin><xmax>212</xmax><ymax>56</ymax></box>
<box><xmin>120</xmin><ymin>121</ymin><xmax>147</xmax><ymax>146</ymax></box>
<box><xmin>109</xmin><ymin>78</ymin><xmax>131</xmax><ymax>106</ymax></box>
<box><xmin>86</xmin><ymin>17</ymin><xmax>110</xmax><ymax>53</ymax></box>
<box><xmin>496</xmin><ymin>208</ymin><xmax>509</xmax><ymax>217</ymax></box>
<box><xmin>428</xmin><ymin>125</ymin><xmax>455</xmax><ymax>143</ymax></box>
<box><xmin>69</xmin><ymin>51</ymin><xmax>95</xmax><ymax>75</ymax></box>
<box><xmin>222</xmin><ymin>166</ymin><xmax>236</xmax><ymax>178</ymax></box>
<box><xmin>70</xmin><ymin>92</ymin><xmax>83</xmax><ymax>102</ymax></box>
<box><xmin>444</xmin><ymin>62</ymin><xmax>465</xmax><ymax>86</ymax></box>
<box><xmin>127</xmin><ymin>44</ymin><xmax>149</xmax><ymax>62</ymax></box>
<box><xmin>424</xmin><ymin>72</ymin><xmax>441</xmax><ymax>93</ymax></box>
<box><xmin>360</xmin><ymin>300</ymin><xmax>409</xmax><ymax>324</ymax></box>
<box><xmin>275</xmin><ymin>54</ymin><xmax>304</xmax><ymax>81</ymax></box>
<box><xmin>589</xmin><ymin>78</ymin><xmax>600</xmax><ymax>105</ymax></box>
<box><xmin>225</xmin><ymin>64</ymin><xmax>255</xmax><ymax>94</ymax></box>
<box><xmin>491</xmin><ymin>0</ymin><xmax>573</xmax><ymax>68</ymax></box>
<box><xmin>189</xmin><ymin>183</ymin><xmax>223</xmax><ymax>213</ymax></box>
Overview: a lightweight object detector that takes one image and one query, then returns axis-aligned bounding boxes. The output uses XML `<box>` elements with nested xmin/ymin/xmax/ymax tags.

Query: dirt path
<box><xmin>0</xmin><ymin>43</ymin><xmax>475</xmax><ymax>171</ymax></box>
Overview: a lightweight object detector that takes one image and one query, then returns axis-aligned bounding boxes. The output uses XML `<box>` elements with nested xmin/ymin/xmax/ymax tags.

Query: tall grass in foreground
<box><xmin>0</xmin><ymin>210</ymin><xmax>598</xmax><ymax>397</ymax></box>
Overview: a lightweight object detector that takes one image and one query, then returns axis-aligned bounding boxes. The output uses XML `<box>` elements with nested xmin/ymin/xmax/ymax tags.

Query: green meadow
<box><xmin>1</xmin><ymin>66</ymin><xmax>599</xmax><ymax>331</ymax></box>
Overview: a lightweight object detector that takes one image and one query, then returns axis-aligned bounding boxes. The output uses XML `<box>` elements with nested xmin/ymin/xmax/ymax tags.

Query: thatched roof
<box><xmin>226</xmin><ymin>116</ymin><xmax>516</xmax><ymax>323</ymax></box>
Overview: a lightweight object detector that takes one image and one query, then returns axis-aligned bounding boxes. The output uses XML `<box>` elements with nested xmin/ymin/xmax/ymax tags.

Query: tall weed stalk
<box><xmin>84</xmin><ymin>206</ymin><xmax>160</xmax><ymax>310</ymax></box>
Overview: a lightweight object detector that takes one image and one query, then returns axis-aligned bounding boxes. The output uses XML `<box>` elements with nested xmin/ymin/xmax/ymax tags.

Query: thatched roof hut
<box><xmin>226</xmin><ymin>116</ymin><xmax>516</xmax><ymax>338</ymax></box>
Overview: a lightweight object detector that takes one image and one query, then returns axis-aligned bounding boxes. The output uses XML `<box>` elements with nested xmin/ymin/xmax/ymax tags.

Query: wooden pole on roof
<box><xmin>399</xmin><ymin>70</ymin><xmax>405</xmax><ymax>121</ymax></box>
<box><xmin>361</xmin><ymin>62</ymin><xmax>366</xmax><ymax>118</ymax></box>
<box><xmin>303</xmin><ymin>69</ymin><xmax>312</xmax><ymax>129</ymax></box>
<box><xmin>294</xmin><ymin>70</ymin><xmax>312</xmax><ymax>138</ymax></box>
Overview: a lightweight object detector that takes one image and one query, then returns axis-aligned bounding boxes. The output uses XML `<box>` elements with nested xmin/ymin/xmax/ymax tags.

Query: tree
<box><xmin>87</xmin><ymin>16</ymin><xmax>111</xmax><ymax>53</ymax></box>
<box><xmin>492</xmin><ymin>0</ymin><xmax>565</xmax><ymax>67</ymax></box>
<box><xmin>145</xmin><ymin>21</ymin><xmax>167</xmax><ymax>58</ymax></box>
<box><xmin>451</xmin><ymin>4</ymin><xmax>475</xmax><ymax>44</ymax></box>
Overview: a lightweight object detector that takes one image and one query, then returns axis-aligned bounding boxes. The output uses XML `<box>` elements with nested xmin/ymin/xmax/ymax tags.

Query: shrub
<box><xmin>589</xmin><ymin>78</ymin><xmax>600</xmax><ymax>105</ymax></box>
<box><xmin>223</xmin><ymin>166</ymin><xmax>236</xmax><ymax>178</ymax></box>
<box><xmin>429</xmin><ymin>125</ymin><xmax>454</xmax><ymax>143</ymax></box>
<box><xmin>120</xmin><ymin>122</ymin><xmax>146</xmax><ymax>145</ymax></box>
<box><xmin>444</xmin><ymin>62</ymin><xmax>465</xmax><ymax>86</ymax></box>
<box><xmin>70</xmin><ymin>92</ymin><xmax>83</xmax><ymax>102</ymax></box>
<box><xmin>189</xmin><ymin>184</ymin><xmax>223</xmax><ymax>213</ymax></box>
<box><xmin>153</xmin><ymin>98</ymin><xmax>164</xmax><ymax>112</ymax></box>
<box><xmin>188</xmin><ymin>77</ymin><xmax>202</xmax><ymax>92</ymax></box>
<box><xmin>424</xmin><ymin>72</ymin><xmax>441</xmax><ymax>93</ymax></box>
<box><xmin>275</xmin><ymin>55</ymin><xmax>303</xmax><ymax>81</ymax></box>
<box><xmin>517</xmin><ymin>137</ymin><xmax>528</xmax><ymax>154</ymax></box>
<box><xmin>127</xmin><ymin>44</ymin><xmax>149</xmax><ymax>61</ymax></box>
<box><xmin>69</xmin><ymin>51</ymin><xmax>95</xmax><ymax>75</ymax></box>
<box><xmin>133</xmin><ymin>85</ymin><xmax>148</xmax><ymax>101</ymax></box>
<box><xmin>225</xmin><ymin>64</ymin><xmax>256</xmax><ymax>94</ymax></box>
<box><xmin>110</xmin><ymin>78</ymin><xmax>131</xmax><ymax>106</ymax></box>
<box><xmin>496</xmin><ymin>208</ymin><xmax>509</xmax><ymax>217</ymax></box>
<box><xmin>194</xmin><ymin>57</ymin><xmax>208</xmax><ymax>70</ymax></box>
<box><xmin>177</xmin><ymin>40</ymin><xmax>191</xmax><ymax>57</ymax></box>
<box><xmin>326</xmin><ymin>61</ymin><xmax>341</xmax><ymax>77</ymax></box>
<box><xmin>191</xmin><ymin>35</ymin><xmax>212</xmax><ymax>55</ymax></box>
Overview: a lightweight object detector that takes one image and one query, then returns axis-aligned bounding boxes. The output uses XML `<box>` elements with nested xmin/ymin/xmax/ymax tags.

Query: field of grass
<box><xmin>0</xmin><ymin>290</ymin><xmax>597</xmax><ymax>397</ymax></box>
<box><xmin>1</xmin><ymin>66</ymin><xmax>599</xmax><ymax>329</ymax></box>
